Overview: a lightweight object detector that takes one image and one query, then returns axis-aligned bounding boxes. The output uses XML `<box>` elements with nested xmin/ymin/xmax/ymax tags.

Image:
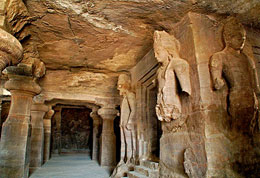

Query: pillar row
<box><xmin>29</xmin><ymin>103</ymin><xmax>48</xmax><ymax>174</ymax></box>
<box><xmin>98</xmin><ymin>107</ymin><xmax>118</xmax><ymax>171</ymax></box>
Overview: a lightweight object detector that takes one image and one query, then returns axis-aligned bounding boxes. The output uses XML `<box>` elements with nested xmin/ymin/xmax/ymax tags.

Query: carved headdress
<box><xmin>153</xmin><ymin>30</ymin><xmax>181</xmax><ymax>58</ymax></box>
<box><xmin>118</xmin><ymin>74</ymin><xmax>131</xmax><ymax>91</ymax></box>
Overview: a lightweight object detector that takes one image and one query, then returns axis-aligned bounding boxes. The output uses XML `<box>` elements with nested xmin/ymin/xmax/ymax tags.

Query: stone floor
<box><xmin>30</xmin><ymin>154</ymin><xmax>110</xmax><ymax>178</ymax></box>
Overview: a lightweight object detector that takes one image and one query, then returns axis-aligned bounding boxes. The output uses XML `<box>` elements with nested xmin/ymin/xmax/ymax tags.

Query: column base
<box><xmin>101</xmin><ymin>165</ymin><xmax>116</xmax><ymax>175</ymax></box>
<box><xmin>29</xmin><ymin>167</ymin><xmax>38</xmax><ymax>175</ymax></box>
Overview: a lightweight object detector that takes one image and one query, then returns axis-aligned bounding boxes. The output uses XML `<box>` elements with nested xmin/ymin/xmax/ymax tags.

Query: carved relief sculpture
<box><xmin>209</xmin><ymin>18</ymin><xmax>260</xmax><ymax>133</ymax></box>
<box><xmin>111</xmin><ymin>74</ymin><xmax>137</xmax><ymax>178</ymax></box>
<box><xmin>61</xmin><ymin>109</ymin><xmax>91</xmax><ymax>150</ymax></box>
<box><xmin>153</xmin><ymin>30</ymin><xmax>191</xmax><ymax>122</ymax></box>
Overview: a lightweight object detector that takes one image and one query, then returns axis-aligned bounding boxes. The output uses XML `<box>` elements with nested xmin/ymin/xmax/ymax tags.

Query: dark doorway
<box><xmin>147</xmin><ymin>83</ymin><xmax>162</xmax><ymax>162</ymax></box>
<box><xmin>51</xmin><ymin>107</ymin><xmax>93</xmax><ymax>155</ymax></box>
<box><xmin>61</xmin><ymin>108</ymin><xmax>92</xmax><ymax>153</ymax></box>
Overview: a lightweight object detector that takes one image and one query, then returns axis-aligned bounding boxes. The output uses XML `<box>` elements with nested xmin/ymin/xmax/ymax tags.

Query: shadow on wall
<box><xmin>0</xmin><ymin>101</ymin><xmax>11</xmax><ymax>139</ymax></box>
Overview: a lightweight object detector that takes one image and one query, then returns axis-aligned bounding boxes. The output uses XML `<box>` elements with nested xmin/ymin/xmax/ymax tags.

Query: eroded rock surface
<box><xmin>1</xmin><ymin>1</ymin><xmax>260</xmax><ymax>178</ymax></box>
<box><xmin>15</xmin><ymin>0</ymin><xmax>260</xmax><ymax>72</ymax></box>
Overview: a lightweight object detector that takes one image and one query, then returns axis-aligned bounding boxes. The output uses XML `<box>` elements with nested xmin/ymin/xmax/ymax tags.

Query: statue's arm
<box><xmin>209</xmin><ymin>53</ymin><xmax>225</xmax><ymax>90</ymax></box>
<box><xmin>247</xmin><ymin>55</ymin><xmax>260</xmax><ymax>95</ymax></box>
<box><xmin>173</xmin><ymin>59</ymin><xmax>192</xmax><ymax>95</ymax></box>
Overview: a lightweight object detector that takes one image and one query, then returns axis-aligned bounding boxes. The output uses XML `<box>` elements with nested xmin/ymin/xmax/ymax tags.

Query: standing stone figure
<box><xmin>153</xmin><ymin>31</ymin><xmax>191</xmax><ymax>122</ymax></box>
<box><xmin>209</xmin><ymin>18</ymin><xmax>260</xmax><ymax>133</ymax></box>
<box><xmin>111</xmin><ymin>74</ymin><xmax>137</xmax><ymax>178</ymax></box>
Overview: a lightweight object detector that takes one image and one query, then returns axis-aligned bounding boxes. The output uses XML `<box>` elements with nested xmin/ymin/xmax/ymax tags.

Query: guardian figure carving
<box><xmin>153</xmin><ymin>31</ymin><xmax>191</xmax><ymax>122</ymax></box>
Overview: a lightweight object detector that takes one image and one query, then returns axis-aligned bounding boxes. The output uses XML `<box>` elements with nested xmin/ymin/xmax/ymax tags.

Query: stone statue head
<box><xmin>153</xmin><ymin>30</ymin><xmax>181</xmax><ymax>64</ymax></box>
<box><xmin>117</xmin><ymin>74</ymin><xmax>131</xmax><ymax>96</ymax></box>
<box><xmin>223</xmin><ymin>17</ymin><xmax>246</xmax><ymax>50</ymax></box>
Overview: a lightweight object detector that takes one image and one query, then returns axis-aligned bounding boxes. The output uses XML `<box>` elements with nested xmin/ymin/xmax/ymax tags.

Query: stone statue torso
<box><xmin>156</xmin><ymin>57</ymin><xmax>191</xmax><ymax>121</ymax></box>
<box><xmin>221</xmin><ymin>51</ymin><xmax>252</xmax><ymax>90</ymax></box>
<box><xmin>120</xmin><ymin>95</ymin><xmax>130</xmax><ymax>126</ymax></box>
<box><xmin>120</xmin><ymin>92</ymin><xmax>136</xmax><ymax>127</ymax></box>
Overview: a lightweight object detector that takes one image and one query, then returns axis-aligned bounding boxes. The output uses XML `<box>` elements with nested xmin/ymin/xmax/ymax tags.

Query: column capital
<box><xmin>90</xmin><ymin>111</ymin><xmax>101</xmax><ymax>128</ymax></box>
<box><xmin>98</xmin><ymin>107</ymin><xmax>118</xmax><ymax>120</ymax></box>
<box><xmin>54</xmin><ymin>105</ymin><xmax>62</xmax><ymax>112</ymax></box>
<box><xmin>90</xmin><ymin>110</ymin><xmax>100</xmax><ymax>120</ymax></box>
<box><xmin>31</xmin><ymin>103</ymin><xmax>48</xmax><ymax>112</ymax></box>
<box><xmin>44</xmin><ymin>109</ymin><xmax>55</xmax><ymax>120</ymax></box>
<box><xmin>4</xmin><ymin>66</ymin><xmax>41</xmax><ymax>95</ymax></box>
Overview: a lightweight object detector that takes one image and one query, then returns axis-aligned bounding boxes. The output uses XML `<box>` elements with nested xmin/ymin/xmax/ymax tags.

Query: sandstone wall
<box><xmin>39</xmin><ymin>69</ymin><xmax>120</xmax><ymax>106</ymax></box>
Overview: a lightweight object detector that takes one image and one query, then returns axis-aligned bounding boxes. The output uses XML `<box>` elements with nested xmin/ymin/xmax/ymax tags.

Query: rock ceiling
<box><xmin>20</xmin><ymin>0</ymin><xmax>260</xmax><ymax>72</ymax></box>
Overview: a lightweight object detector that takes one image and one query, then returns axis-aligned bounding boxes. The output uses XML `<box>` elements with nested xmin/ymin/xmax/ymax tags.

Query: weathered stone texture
<box><xmin>43</xmin><ymin>109</ymin><xmax>54</xmax><ymax>163</ymax></box>
<box><xmin>30</xmin><ymin>103</ymin><xmax>48</xmax><ymax>174</ymax></box>
<box><xmin>167</xmin><ymin>12</ymin><xmax>260</xmax><ymax>177</ymax></box>
<box><xmin>98</xmin><ymin>107</ymin><xmax>118</xmax><ymax>171</ymax></box>
<box><xmin>41</xmin><ymin>70</ymin><xmax>117</xmax><ymax>94</ymax></box>
<box><xmin>0</xmin><ymin>28</ymin><xmax>23</xmax><ymax>71</ymax></box>
<box><xmin>16</xmin><ymin>0</ymin><xmax>260</xmax><ymax>72</ymax></box>
<box><xmin>90</xmin><ymin>110</ymin><xmax>102</xmax><ymax>162</ymax></box>
<box><xmin>38</xmin><ymin>70</ymin><xmax>120</xmax><ymax>107</ymax></box>
<box><xmin>1</xmin><ymin>1</ymin><xmax>260</xmax><ymax>178</ymax></box>
<box><xmin>0</xmin><ymin>66</ymin><xmax>41</xmax><ymax>178</ymax></box>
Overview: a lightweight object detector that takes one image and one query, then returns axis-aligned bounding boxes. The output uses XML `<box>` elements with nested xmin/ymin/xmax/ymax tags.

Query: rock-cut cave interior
<box><xmin>1</xmin><ymin>0</ymin><xmax>260</xmax><ymax>178</ymax></box>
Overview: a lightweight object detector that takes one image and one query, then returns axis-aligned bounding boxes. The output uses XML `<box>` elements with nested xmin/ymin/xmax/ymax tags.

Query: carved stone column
<box><xmin>0</xmin><ymin>66</ymin><xmax>41</xmax><ymax>178</ymax></box>
<box><xmin>29</xmin><ymin>103</ymin><xmax>48</xmax><ymax>173</ymax></box>
<box><xmin>90</xmin><ymin>110</ymin><xmax>101</xmax><ymax>161</ymax></box>
<box><xmin>43</xmin><ymin>109</ymin><xmax>54</xmax><ymax>163</ymax></box>
<box><xmin>52</xmin><ymin>107</ymin><xmax>62</xmax><ymax>154</ymax></box>
<box><xmin>98</xmin><ymin>107</ymin><xmax>118</xmax><ymax>170</ymax></box>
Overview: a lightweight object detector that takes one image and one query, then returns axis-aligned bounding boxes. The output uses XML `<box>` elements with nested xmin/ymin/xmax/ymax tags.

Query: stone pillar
<box><xmin>0</xmin><ymin>67</ymin><xmax>41</xmax><ymax>178</ymax></box>
<box><xmin>52</xmin><ymin>107</ymin><xmax>62</xmax><ymax>154</ymax></box>
<box><xmin>90</xmin><ymin>110</ymin><xmax>101</xmax><ymax>161</ymax></box>
<box><xmin>43</xmin><ymin>109</ymin><xmax>54</xmax><ymax>163</ymax></box>
<box><xmin>98</xmin><ymin>107</ymin><xmax>118</xmax><ymax>171</ymax></box>
<box><xmin>29</xmin><ymin>103</ymin><xmax>48</xmax><ymax>174</ymax></box>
